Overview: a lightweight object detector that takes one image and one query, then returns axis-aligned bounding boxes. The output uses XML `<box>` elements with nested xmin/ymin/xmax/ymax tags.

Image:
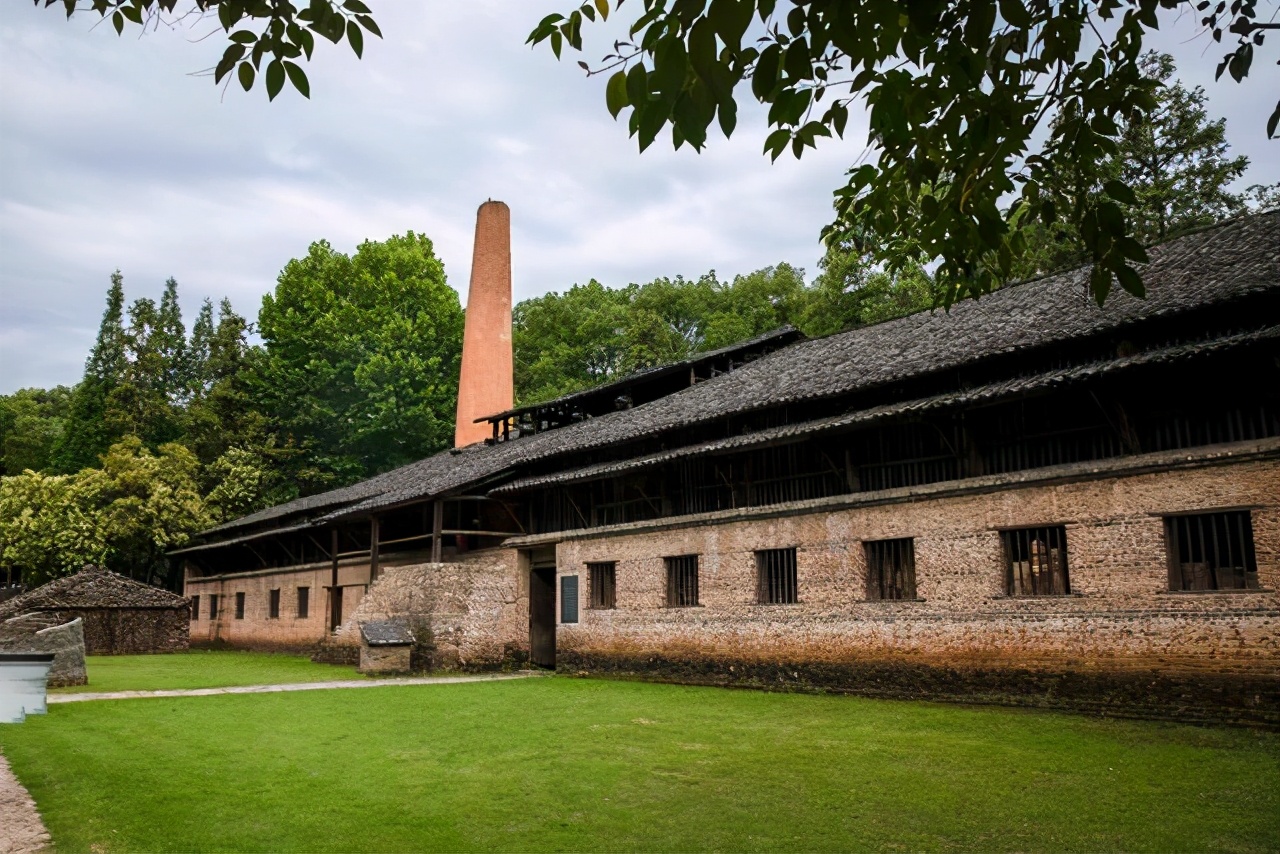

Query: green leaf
<box><xmin>1103</xmin><ymin>179</ymin><xmax>1136</xmax><ymax>205</ymax></box>
<box><xmin>342</xmin><ymin>0</ymin><xmax>371</xmax><ymax>12</ymax></box>
<box><xmin>230</xmin><ymin>30</ymin><xmax>257</xmax><ymax>44</ymax></box>
<box><xmin>265</xmin><ymin>59</ymin><xmax>285</xmax><ymax>101</ymax></box>
<box><xmin>356</xmin><ymin>14</ymin><xmax>382</xmax><ymax>38</ymax></box>
<box><xmin>626</xmin><ymin>63</ymin><xmax>649</xmax><ymax>105</ymax></box>
<box><xmin>284</xmin><ymin>61</ymin><xmax>310</xmax><ymax>98</ymax></box>
<box><xmin>763</xmin><ymin>128</ymin><xmax>790</xmax><ymax>161</ymax></box>
<box><xmin>708</xmin><ymin>0</ymin><xmax>752</xmax><ymax>47</ymax></box>
<box><xmin>605</xmin><ymin>70</ymin><xmax>629</xmax><ymax>119</ymax></box>
<box><xmin>112</xmin><ymin>10</ymin><xmax>123</xmax><ymax>35</ymax></box>
<box><xmin>346</xmin><ymin>19</ymin><xmax>363</xmax><ymax>58</ymax></box>
<box><xmin>997</xmin><ymin>0</ymin><xmax>1032</xmax><ymax>28</ymax></box>
<box><xmin>238</xmin><ymin>61</ymin><xmax>255</xmax><ymax>92</ymax></box>
<box><xmin>1115</xmin><ymin>264</ymin><xmax>1145</xmax><ymax>298</ymax></box>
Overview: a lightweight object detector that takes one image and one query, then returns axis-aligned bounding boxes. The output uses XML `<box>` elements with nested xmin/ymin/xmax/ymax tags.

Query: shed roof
<box><xmin>360</xmin><ymin>620</ymin><xmax>415</xmax><ymax>646</ymax></box>
<box><xmin>0</xmin><ymin>567</ymin><xmax>188</xmax><ymax>618</ymax></box>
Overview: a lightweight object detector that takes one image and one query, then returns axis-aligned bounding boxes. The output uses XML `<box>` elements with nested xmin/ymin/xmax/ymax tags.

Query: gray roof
<box><xmin>0</xmin><ymin>567</ymin><xmax>188</xmax><ymax>618</ymax></box>
<box><xmin>202</xmin><ymin>211</ymin><xmax>1280</xmax><ymax>539</ymax></box>
<box><xmin>477</xmin><ymin>324</ymin><xmax>804</xmax><ymax>422</ymax></box>
<box><xmin>491</xmin><ymin>324</ymin><xmax>1279</xmax><ymax>494</ymax></box>
<box><xmin>360</xmin><ymin>620</ymin><xmax>415</xmax><ymax>646</ymax></box>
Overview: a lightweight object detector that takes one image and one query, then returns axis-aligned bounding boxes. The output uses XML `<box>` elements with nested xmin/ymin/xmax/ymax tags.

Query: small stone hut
<box><xmin>0</xmin><ymin>566</ymin><xmax>190</xmax><ymax>655</ymax></box>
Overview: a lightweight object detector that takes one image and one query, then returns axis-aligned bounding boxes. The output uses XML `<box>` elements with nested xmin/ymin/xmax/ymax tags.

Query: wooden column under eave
<box><xmin>370</xmin><ymin>516</ymin><xmax>380</xmax><ymax>582</ymax></box>
<box><xmin>431</xmin><ymin>500</ymin><xmax>444</xmax><ymax>563</ymax></box>
<box><xmin>330</xmin><ymin>527</ymin><xmax>340</xmax><ymax>630</ymax></box>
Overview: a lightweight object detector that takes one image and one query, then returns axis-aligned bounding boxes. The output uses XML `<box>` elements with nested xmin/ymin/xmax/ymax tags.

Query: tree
<box><xmin>0</xmin><ymin>468</ymin><xmax>108</xmax><ymax>586</ymax></box>
<box><xmin>96</xmin><ymin>436</ymin><xmax>207</xmax><ymax>585</ymax></box>
<box><xmin>0</xmin><ymin>386</ymin><xmax>73</xmax><ymax>476</ymax></box>
<box><xmin>798</xmin><ymin>246</ymin><xmax>935</xmax><ymax>337</ymax></box>
<box><xmin>256</xmin><ymin>232</ymin><xmax>463</xmax><ymax>486</ymax></box>
<box><xmin>1011</xmin><ymin>52</ymin><xmax>1274</xmax><ymax>280</ymax></box>
<box><xmin>50</xmin><ymin>271</ymin><xmax>129</xmax><ymax>473</ymax></box>
<box><xmin>42</xmin><ymin>1</ymin><xmax>1275</xmax><ymax>307</ymax></box>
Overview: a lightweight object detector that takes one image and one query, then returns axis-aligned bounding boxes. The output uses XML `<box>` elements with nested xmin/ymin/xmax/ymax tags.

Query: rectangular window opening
<box><xmin>297</xmin><ymin>586</ymin><xmax>310</xmax><ymax>619</ymax></box>
<box><xmin>190</xmin><ymin>595</ymin><xmax>200</xmax><ymax>621</ymax></box>
<box><xmin>1002</xmin><ymin>526</ymin><xmax>1070</xmax><ymax>596</ymax></box>
<box><xmin>588</xmin><ymin>562</ymin><xmax>616</xmax><ymax>609</ymax></box>
<box><xmin>208</xmin><ymin>594</ymin><xmax>219</xmax><ymax>620</ymax></box>
<box><xmin>561</xmin><ymin>575</ymin><xmax>579</xmax><ymax>624</ymax></box>
<box><xmin>756</xmin><ymin>548</ymin><xmax>798</xmax><ymax>604</ymax></box>
<box><xmin>1166</xmin><ymin>511</ymin><xmax>1259</xmax><ymax>591</ymax></box>
<box><xmin>268</xmin><ymin>588</ymin><xmax>280</xmax><ymax>619</ymax></box>
<box><xmin>234</xmin><ymin>591</ymin><xmax>245</xmax><ymax>620</ymax></box>
<box><xmin>865</xmin><ymin>538</ymin><xmax>917</xmax><ymax>600</ymax></box>
<box><xmin>664</xmin><ymin>555</ymin><xmax>699</xmax><ymax>608</ymax></box>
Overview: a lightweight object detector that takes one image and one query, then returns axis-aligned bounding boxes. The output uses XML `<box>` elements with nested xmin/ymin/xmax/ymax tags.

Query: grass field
<box><xmin>51</xmin><ymin>650</ymin><xmax>361</xmax><ymax>693</ymax></box>
<box><xmin>4</xmin><ymin>673</ymin><xmax>1279</xmax><ymax>853</ymax></box>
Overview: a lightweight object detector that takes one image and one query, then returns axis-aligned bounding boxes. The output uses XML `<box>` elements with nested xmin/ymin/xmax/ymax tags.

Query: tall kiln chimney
<box><xmin>454</xmin><ymin>200</ymin><xmax>513</xmax><ymax>447</ymax></box>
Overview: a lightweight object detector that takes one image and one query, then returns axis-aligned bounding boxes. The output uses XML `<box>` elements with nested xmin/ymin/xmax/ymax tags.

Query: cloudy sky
<box><xmin>1</xmin><ymin>2</ymin><xmax>1275</xmax><ymax>393</ymax></box>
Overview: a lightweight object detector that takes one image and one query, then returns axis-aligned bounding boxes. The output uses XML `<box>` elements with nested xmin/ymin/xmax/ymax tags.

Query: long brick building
<box><xmin>177</xmin><ymin>211</ymin><xmax>1279</xmax><ymax>724</ymax></box>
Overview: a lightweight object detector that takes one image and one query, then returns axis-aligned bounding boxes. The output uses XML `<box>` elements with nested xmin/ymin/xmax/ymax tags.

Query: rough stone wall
<box><xmin>336</xmin><ymin>549</ymin><xmax>526</xmax><ymax>669</ymax></box>
<box><xmin>184</xmin><ymin>559</ymin><xmax>372</xmax><ymax>651</ymax></box>
<box><xmin>359</xmin><ymin>645</ymin><xmax>411</xmax><ymax>674</ymax></box>
<box><xmin>49</xmin><ymin>608</ymin><xmax>190</xmax><ymax>655</ymax></box>
<box><xmin>0</xmin><ymin>615</ymin><xmax>87</xmax><ymax>687</ymax></box>
<box><xmin>552</xmin><ymin>457</ymin><xmax>1280</xmax><ymax>725</ymax></box>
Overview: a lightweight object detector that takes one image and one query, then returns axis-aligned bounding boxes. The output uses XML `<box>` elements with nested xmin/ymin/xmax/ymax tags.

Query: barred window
<box><xmin>208</xmin><ymin>594</ymin><xmax>218</xmax><ymax>620</ymax></box>
<box><xmin>1003</xmin><ymin>526</ymin><xmax>1069</xmax><ymax>596</ymax></box>
<box><xmin>664</xmin><ymin>555</ymin><xmax>699</xmax><ymax>608</ymax></box>
<box><xmin>588</xmin><ymin>562</ymin><xmax>616</xmax><ymax>609</ymax></box>
<box><xmin>297</xmin><ymin>586</ymin><xmax>310</xmax><ymax>619</ymax></box>
<box><xmin>190</xmin><ymin>595</ymin><xmax>200</xmax><ymax>620</ymax></box>
<box><xmin>756</xmin><ymin>548</ymin><xmax>798</xmax><ymax>604</ymax></box>
<box><xmin>234</xmin><ymin>592</ymin><xmax>246</xmax><ymax>620</ymax></box>
<box><xmin>268</xmin><ymin>589</ymin><xmax>280</xmax><ymax>619</ymax></box>
<box><xmin>865</xmin><ymin>538</ymin><xmax>917</xmax><ymax>600</ymax></box>
<box><xmin>1166</xmin><ymin>511</ymin><xmax>1259</xmax><ymax>591</ymax></box>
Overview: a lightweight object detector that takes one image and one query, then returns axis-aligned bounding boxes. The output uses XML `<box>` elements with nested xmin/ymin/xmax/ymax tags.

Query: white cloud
<box><xmin>1</xmin><ymin>2</ymin><xmax>1275</xmax><ymax>391</ymax></box>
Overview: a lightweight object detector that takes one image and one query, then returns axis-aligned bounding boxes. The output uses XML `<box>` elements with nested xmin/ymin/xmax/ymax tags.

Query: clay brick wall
<box><xmin>335</xmin><ymin>549</ymin><xmax>526</xmax><ymax>668</ymax></box>
<box><xmin>551</xmin><ymin>457</ymin><xmax>1280</xmax><ymax>723</ymax></box>
<box><xmin>184</xmin><ymin>558</ymin><xmax>373</xmax><ymax>651</ymax></box>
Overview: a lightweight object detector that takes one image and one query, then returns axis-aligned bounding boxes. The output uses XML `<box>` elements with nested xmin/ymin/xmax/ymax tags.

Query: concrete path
<box><xmin>49</xmin><ymin>670</ymin><xmax>547</xmax><ymax>704</ymax></box>
<box><xmin>0</xmin><ymin>749</ymin><xmax>51</xmax><ymax>854</ymax></box>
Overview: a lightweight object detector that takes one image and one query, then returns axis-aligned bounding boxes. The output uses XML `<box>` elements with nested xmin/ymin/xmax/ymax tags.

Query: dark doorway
<box><xmin>330</xmin><ymin>587</ymin><xmax>343</xmax><ymax>632</ymax></box>
<box><xmin>529</xmin><ymin>563</ymin><xmax>556</xmax><ymax>668</ymax></box>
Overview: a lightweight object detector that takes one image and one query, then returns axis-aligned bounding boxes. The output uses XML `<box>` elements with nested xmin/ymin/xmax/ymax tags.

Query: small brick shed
<box><xmin>0</xmin><ymin>566</ymin><xmax>190</xmax><ymax>655</ymax></box>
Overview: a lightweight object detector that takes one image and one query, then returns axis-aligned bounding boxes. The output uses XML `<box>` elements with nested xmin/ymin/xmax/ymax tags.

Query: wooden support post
<box><xmin>370</xmin><ymin>516</ymin><xmax>380</xmax><ymax>582</ymax></box>
<box><xmin>431</xmin><ymin>500</ymin><xmax>444</xmax><ymax>563</ymax></box>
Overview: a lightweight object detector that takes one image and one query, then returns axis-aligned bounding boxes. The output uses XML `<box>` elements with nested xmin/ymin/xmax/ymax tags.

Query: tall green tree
<box><xmin>51</xmin><ymin>271</ymin><xmax>129</xmax><ymax>473</ymax></box>
<box><xmin>1012</xmin><ymin>53</ymin><xmax>1272</xmax><ymax>280</ymax></box>
<box><xmin>257</xmin><ymin>232</ymin><xmax>463</xmax><ymax>487</ymax></box>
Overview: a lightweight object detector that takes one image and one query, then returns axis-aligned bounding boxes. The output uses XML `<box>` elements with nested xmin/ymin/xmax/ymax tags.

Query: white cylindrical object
<box><xmin>0</xmin><ymin>653</ymin><xmax>55</xmax><ymax>722</ymax></box>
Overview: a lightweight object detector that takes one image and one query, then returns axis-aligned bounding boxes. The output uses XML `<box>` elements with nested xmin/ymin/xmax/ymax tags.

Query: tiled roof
<box><xmin>0</xmin><ymin>567</ymin><xmax>188</xmax><ymax>617</ymax></box>
<box><xmin>199</xmin><ymin>211</ymin><xmax>1280</xmax><ymax>540</ymax></box>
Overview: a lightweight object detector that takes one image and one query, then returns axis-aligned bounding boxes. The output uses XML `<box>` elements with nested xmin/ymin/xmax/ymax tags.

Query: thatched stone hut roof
<box><xmin>0</xmin><ymin>566</ymin><xmax>188</xmax><ymax>618</ymax></box>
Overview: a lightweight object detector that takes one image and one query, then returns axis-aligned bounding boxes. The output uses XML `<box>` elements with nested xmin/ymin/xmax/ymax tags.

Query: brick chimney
<box><xmin>454</xmin><ymin>200</ymin><xmax>513</xmax><ymax>447</ymax></box>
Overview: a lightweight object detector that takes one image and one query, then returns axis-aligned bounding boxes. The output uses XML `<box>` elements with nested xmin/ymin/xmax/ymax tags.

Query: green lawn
<box><xmin>4</xmin><ymin>678</ymin><xmax>1278</xmax><ymax>852</ymax></box>
<box><xmin>51</xmin><ymin>650</ymin><xmax>361</xmax><ymax>693</ymax></box>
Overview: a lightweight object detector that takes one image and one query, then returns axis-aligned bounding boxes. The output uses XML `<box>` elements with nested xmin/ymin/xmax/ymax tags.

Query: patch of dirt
<box><xmin>0</xmin><ymin>748</ymin><xmax>51</xmax><ymax>853</ymax></box>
